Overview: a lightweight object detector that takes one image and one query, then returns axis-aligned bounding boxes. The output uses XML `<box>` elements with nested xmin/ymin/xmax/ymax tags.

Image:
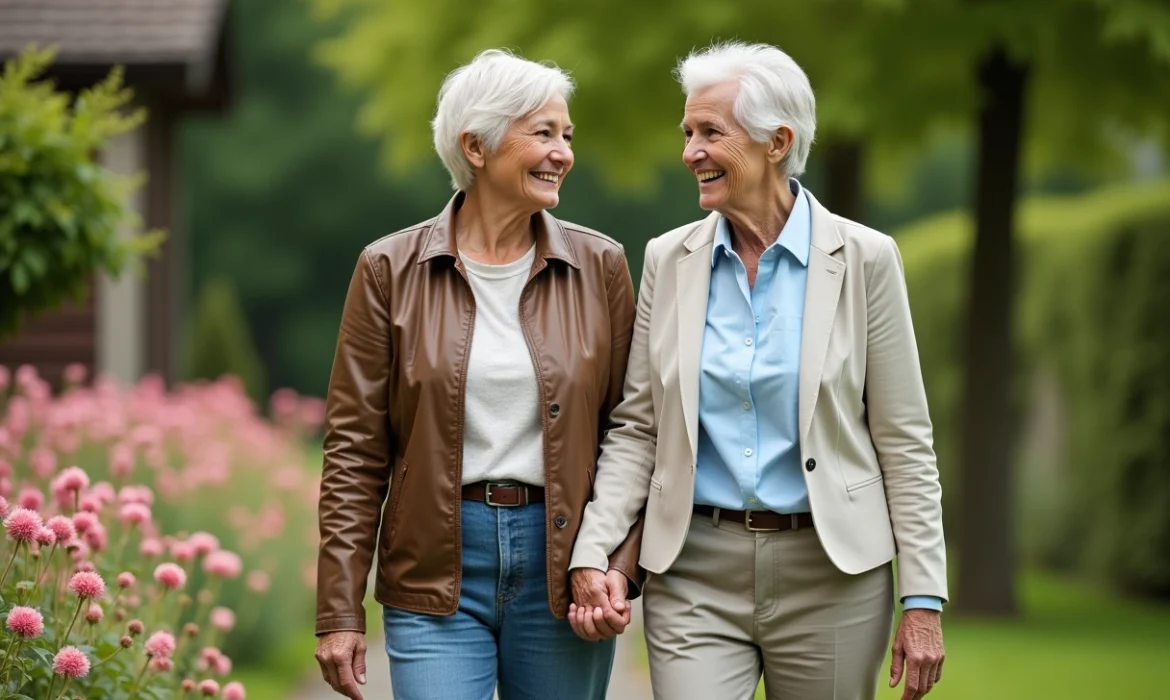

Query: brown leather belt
<box><xmin>461</xmin><ymin>481</ymin><xmax>545</xmax><ymax>507</ymax></box>
<box><xmin>693</xmin><ymin>504</ymin><xmax>814</xmax><ymax>532</ymax></box>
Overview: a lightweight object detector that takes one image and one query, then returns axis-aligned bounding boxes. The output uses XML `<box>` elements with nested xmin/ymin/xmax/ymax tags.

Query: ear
<box><xmin>460</xmin><ymin>132</ymin><xmax>487</xmax><ymax>169</ymax></box>
<box><xmin>767</xmin><ymin>125</ymin><xmax>795</xmax><ymax>166</ymax></box>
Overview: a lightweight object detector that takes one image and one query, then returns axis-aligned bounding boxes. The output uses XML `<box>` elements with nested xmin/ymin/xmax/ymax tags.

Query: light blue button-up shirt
<box><xmin>693</xmin><ymin>179</ymin><xmax>941</xmax><ymax>611</ymax></box>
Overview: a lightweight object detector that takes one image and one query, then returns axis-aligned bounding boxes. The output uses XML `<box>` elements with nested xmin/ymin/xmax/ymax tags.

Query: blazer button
<box><xmin>555</xmin><ymin>515</ymin><xmax>568</xmax><ymax>529</ymax></box>
<box><xmin>549</xmin><ymin>403</ymin><xmax>561</xmax><ymax>417</ymax></box>
<box><xmin>805</xmin><ymin>458</ymin><xmax>817</xmax><ymax>472</ymax></box>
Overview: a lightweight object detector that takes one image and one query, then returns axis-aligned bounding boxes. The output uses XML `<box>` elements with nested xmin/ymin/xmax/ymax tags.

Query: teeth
<box><xmin>698</xmin><ymin>171</ymin><xmax>725</xmax><ymax>182</ymax></box>
<box><xmin>533</xmin><ymin>172</ymin><xmax>559</xmax><ymax>183</ymax></box>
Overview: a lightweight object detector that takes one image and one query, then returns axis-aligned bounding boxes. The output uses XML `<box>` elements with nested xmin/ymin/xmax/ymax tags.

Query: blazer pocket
<box><xmin>846</xmin><ymin>473</ymin><xmax>883</xmax><ymax>492</ymax></box>
<box><xmin>649</xmin><ymin>475</ymin><xmax>663</xmax><ymax>490</ymax></box>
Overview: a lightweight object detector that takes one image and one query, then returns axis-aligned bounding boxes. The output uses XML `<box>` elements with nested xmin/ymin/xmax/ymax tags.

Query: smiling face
<box><xmin>681</xmin><ymin>80</ymin><xmax>791</xmax><ymax>214</ymax></box>
<box><xmin>465</xmin><ymin>94</ymin><xmax>574</xmax><ymax>210</ymax></box>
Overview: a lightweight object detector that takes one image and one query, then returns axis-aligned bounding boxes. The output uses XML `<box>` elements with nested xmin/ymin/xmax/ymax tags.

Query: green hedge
<box><xmin>895</xmin><ymin>180</ymin><xmax>1170</xmax><ymax>598</ymax></box>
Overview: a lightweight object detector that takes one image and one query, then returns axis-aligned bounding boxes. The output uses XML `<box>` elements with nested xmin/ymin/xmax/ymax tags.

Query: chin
<box><xmin>697</xmin><ymin>192</ymin><xmax>723</xmax><ymax>211</ymax></box>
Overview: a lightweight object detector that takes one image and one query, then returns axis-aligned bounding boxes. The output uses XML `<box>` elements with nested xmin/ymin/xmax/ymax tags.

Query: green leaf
<box><xmin>10</xmin><ymin>260</ymin><xmax>29</xmax><ymax>294</ymax></box>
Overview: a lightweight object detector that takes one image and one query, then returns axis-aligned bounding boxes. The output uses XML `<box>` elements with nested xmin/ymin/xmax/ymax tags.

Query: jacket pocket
<box><xmin>846</xmin><ymin>473</ymin><xmax>883</xmax><ymax>492</ymax></box>
<box><xmin>386</xmin><ymin>460</ymin><xmax>410</xmax><ymax>538</ymax></box>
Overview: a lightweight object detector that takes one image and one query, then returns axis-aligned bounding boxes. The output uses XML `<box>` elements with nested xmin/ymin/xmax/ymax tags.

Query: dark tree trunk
<box><xmin>955</xmin><ymin>46</ymin><xmax>1030</xmax><ymax>616</ymax></box>
<box><xmin>823</xmin><ymin>140</ymin><xmax>864</xmax><ymax>222</ymax></box>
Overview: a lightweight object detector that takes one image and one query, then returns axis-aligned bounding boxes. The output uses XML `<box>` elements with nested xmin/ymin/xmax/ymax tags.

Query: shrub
<box><xmin>0</xmin><ymin>46</ymin><xmax>164</xmax><ymax>339</ymax></box>
<box><xmin>186</xmin><ymin>278</ymin><xmax>268</xmax><ymax>406</ymax></box>
<box><xmin>0</xmin><ymin>363</ymin><xmax>326</xmax><ymax>694</ymax></box>
<box><xmin>894</xmin><ymin>180</ymin><xmax>1170</xmax><ymax>596</ymax></box>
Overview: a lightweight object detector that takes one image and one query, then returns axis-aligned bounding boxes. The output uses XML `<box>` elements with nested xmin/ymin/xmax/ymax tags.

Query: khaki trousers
<box><xmin>642</xmin><ymin>512</ymin><xmax>894</xmax><ymax>700</ymax></box>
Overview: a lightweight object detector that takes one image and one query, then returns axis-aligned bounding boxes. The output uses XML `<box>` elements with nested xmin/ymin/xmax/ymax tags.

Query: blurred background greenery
<box><xmin>4</xmin><ymin>0</ymin><xmax>1170</xmax><ymax>696</ymax></box>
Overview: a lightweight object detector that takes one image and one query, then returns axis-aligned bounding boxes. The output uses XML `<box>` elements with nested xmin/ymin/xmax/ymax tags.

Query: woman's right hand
<box><xmin>315</xmin><ymin>631</ymin><xmax>367</xmax><ymax>699</ymax></box>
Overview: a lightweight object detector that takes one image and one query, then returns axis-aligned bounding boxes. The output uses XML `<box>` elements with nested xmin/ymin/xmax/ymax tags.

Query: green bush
<box><xmin>895</xmin><ymin>180</ymin><xmax>1170</xmax><ymax>597</ymax></box>
<box><xmin>0</xmin><ymin>46</ymin><xmax>163</xmax><ymax>338</ymax></box>
<box><xmin>186</xmin><ymin>277</ymin><xmax>268</xmax><ymax>404</ymax></box>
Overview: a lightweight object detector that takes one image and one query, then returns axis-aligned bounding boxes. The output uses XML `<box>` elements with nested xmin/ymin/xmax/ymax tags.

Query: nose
<box><xmin>549</xmin><ymin>141</ymin><xmax>573</xmax><ymax>169</ymax></box>
<box><xmin>683</xmin><ymin>140</ymin><xmax>706</xmax><ymax>168</ymax></box>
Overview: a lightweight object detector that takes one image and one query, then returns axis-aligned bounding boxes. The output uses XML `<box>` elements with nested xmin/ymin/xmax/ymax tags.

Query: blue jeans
<box><xmin>383</xmin><ymin>500</ymin><xmax>616</xmax><ymax>700</ymax></box>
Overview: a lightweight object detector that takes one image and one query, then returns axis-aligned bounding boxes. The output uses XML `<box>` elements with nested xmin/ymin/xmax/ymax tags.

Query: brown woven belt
<box><xmin>461</xmin><ymin>481</ymin><xmax>545</xmax><ymax>507</ymax></box>
<box><xmin>693</xmin><ymin>504</ymin><xmax>814</xmax><ymax>532</ymax></box>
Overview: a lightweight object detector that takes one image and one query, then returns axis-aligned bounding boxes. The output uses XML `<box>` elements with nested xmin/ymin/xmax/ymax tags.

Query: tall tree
<box><xmin>309</xmin><ymin>0</ymin><xmax>1170</xmax><ymax>615</ymax></box>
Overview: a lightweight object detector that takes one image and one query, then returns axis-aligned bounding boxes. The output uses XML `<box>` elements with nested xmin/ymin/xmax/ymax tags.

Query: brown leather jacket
<box><xmin>315</xmin><ymin>193</ymin><xmax>645</xmax><ymax>636</ymax></box>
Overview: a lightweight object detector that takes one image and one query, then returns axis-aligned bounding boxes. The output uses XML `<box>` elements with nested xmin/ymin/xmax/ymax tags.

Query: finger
<box><xmin>568</xmin><ymin>606</ymin><xmax>588</xmax><ymax>640</ymax></box>
<box><xmin>352</xmin><ymin>639</ymin><xmax>368</xmax><ymax>686</ymax></box>
<box><xmin>601</xmin><ymin>602</ymin><xmax>628</xmax><ymax>634</ymax></box>
<box><xmin>573</xmin><ymin>606</ymin><xmax>593</xmax><ymax>641</ymax></box>
<box><xmin>935</xmin><ymin>657</ymin><xmax>944</xmax><ymax>684</ymax></box>
<box><xmin>923</xmin><ymin>660</ymin><xmax>938</xmax><ymax>696</ymax></box>
<box><xmin>592</xmin><ymin>606</ymin><xmax>619</xmax><ymax>638</ymax></box>
<box><xmin>323</xmin><ymin>657</ymin><xmax>342</xmax><ymax>694</ymax></box>
<box><xmin>889</xmin><ymin>641</ymin><xmax>904</xmax><ymax>687</ymax></box>
<box><xmin>580</xmin><ymin>606</ymin><xmax>604</xmax><ymax>641</ymax></box>
<box><xmin>337</xmin><ymin>661</ymin><xmax>363</xmax><ymax>700</ymax></box>
<box><xmin>901</xmin><ymin>657</ymin><xmax>921</xmax><ymax>700</ymax></box>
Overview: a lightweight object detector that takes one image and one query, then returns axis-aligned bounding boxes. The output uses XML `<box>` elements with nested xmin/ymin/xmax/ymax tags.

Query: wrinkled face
<box><xmin>471</xmin><ymin>94</ymin><xmax>574</xmax><ymax>210</ymax></box>
<box><xmin>681</xmin><ymin>80</ymin><xmax>787</xmax><ymax>212</ymax></box>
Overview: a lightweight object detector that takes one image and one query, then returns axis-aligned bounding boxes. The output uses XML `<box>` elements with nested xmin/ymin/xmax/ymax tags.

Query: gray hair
<box><xmin>432</xmin><ymin>49</ymin><xmax>575</xmax><ymax>191</ymax></box>
<box><xmin>675</xmin><ymin>41</ymin><xmax>816</xmax><ymax>176</ymax></box>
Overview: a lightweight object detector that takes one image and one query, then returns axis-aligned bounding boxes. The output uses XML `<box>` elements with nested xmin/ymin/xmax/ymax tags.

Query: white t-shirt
<box><xmin>458</xmin><ymin>244</ymin><xmax>544</xmax><ymax>487</ymax></box>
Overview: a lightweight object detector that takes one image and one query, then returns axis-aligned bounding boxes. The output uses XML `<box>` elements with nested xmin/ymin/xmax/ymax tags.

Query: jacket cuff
<box><xmin>315</xmin><ymin>614</ymin><xmax>367</xmax><ymax>637</ymax></box>
<box><xmin>607</xmin><ymin>563</ymin><xmax>645</xmax><ymax>601</ymax></box>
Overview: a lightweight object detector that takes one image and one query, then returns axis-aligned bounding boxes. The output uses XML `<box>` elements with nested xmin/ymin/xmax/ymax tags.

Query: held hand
<box><xmin>568</xmin><ymin>568</ymin><xmax>629</xmax><ymax>641</ymax></box>
<box><xmin>315</xmin><ymin>631</ymin><xmax>367</xmax><ymax>700</ymax></box>
<box><xmin>889</xmin><ymin>609</ymin><xmax>945</xmax><ymax>700</ymax></box>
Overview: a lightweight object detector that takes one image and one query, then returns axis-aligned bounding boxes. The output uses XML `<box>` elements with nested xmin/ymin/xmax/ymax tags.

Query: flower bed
<box><xmin>0</xmin><ymin>364</ymin><xmax>324</xmax><ymax>698</ymax></box>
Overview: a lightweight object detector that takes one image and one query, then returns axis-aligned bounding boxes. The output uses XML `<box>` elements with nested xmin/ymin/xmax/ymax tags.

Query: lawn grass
<box><xmin>630</xmin><ymin>571</ymin><xmax>1170</xmax><ymax>699</ymax></box>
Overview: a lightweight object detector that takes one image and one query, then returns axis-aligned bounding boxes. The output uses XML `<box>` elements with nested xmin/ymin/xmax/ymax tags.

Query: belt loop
<box><xmin>712</xmin><ymin>507</ymin><xmax>721</xmax><ymax>527</ymax></box>
<box><xmin>791</xmin><ymin>513</ymin><xmax>798</xmax><ymax>530</ymax></box>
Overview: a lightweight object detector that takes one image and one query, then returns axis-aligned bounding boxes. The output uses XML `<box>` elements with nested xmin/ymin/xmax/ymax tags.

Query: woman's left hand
<box><xmin>889</xmin><ymin>609</ymin><xmax>945</xmax><ymax>699</ymax></box>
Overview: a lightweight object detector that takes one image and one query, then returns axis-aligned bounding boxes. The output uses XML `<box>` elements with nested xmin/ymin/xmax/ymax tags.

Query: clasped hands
<box><xmin>568</xmin><ymin>567</ymin><xmax>631</xmax><ymax>641</ymax></box>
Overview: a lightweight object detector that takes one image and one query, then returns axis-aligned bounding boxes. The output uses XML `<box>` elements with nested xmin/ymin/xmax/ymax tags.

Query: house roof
<box><xmin>0</xmin><ymin>0</ymin><xmax>232</xmax><ymax>103</ymax></box>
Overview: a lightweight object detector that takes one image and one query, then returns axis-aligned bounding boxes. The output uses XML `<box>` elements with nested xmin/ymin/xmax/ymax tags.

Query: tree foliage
<box><xmin>0</xmin><ymin>46</ymin><xmax>164</xmax><ymax>338</ymax></box>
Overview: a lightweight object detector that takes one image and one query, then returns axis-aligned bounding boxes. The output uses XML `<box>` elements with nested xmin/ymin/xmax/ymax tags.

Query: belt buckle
<box><xmin>744</xmin><ymin>510</ymin><xmax>779</xmax><ymax>532</ymax></box>
<box><xmin>484</xmin><ymin>482</ymin><xmax>525</xmax><ymax>507</ymax></box>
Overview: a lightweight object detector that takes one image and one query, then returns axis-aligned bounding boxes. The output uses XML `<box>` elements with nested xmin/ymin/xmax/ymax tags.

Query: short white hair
<box><xmin>432</xmin><ymin>49</ymin><xmax>575</xmax><ymax>191</ymax></box>
<box><xmin>675</xmin><ymin>41</ymin><xmax>816</xmax><ymax>176</ymax></box>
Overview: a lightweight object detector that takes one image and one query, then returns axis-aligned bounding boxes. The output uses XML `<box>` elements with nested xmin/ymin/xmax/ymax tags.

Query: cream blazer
<box><xmin>571</xmin><ymin>190</ymin><xmax>949</xmax><ymax>602</ymax></box>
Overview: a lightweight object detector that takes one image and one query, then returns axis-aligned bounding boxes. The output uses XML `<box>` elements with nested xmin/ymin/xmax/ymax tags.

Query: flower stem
<box><xmin>44</xmin><ymin>673</ymin><xmax>56</xmax><ymax>700</ymax></box>
<box><xmin>127</xmin><ymin>658</ymin><xmax>151</xmax><ymax>700</ymax></box>
<box><xmin>0</xmin><ymin>544</ymin><xmax>20</xmax><ymax>589</ymax></box>
<box><xmin>34</xmin><ymin>542</ymin><xmax>57</xmax><ymax>587</ymax></box>
<box><xmin>60</xmin><ymin>598</ymin><xmax>84</xmax><ymax>644</ymax></box>
<box><xmin>55</xmin><ymin>676</ymin><xmax>73</xmax><ymax>700</ymax></box>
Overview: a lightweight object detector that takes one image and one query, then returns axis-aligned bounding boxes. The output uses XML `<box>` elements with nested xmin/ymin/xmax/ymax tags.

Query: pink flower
<box><xmin>119</xmin><ymin>503</ymin><xmax>151</xmax><ymax>527</ymax></box>
<box><xmin>223</xmin><ymin>681</ymin><xmax>246</xmax><ymax>700</ymax></box>
<box><xmin>78</xmin><ymin>495</ymin><xmax>101</xmax><ymax>512</ymax></box>
<box><xmin>139</xmin><ymin>538</ymin><xmax>165</xmax><ymax>557</ymax></box>
<box><xmin>52</xmin><ymin>646</ymin><xmax>90</xmax><ymax>678</ymax></box>
<box><xmin>128</xmin><ymin>619</ymin><xmax>144</xmax><ymax>636</ymax></box>
<box><xmin>5</xmin><ymin>606</ymin><xmax>44</xmax><ymax>638</ymax></box>
<box><xmin>46</xmin><ymin>515</ymin><xmax>76</xmax><ymax>543</ymax></box>
<box><xmin>90</xmin><ymin>481</ymin><xmax>116</xmax><ymax>504</ymax></box>
<box><xmin>204</xmin><ymin>550</ymin><xmax>243</xmax><ymax>579</ymax></box>
<box><xmin>0</xmin><ymin>461</ymin><xmax>9</xmax><ymax>478</ymax></box>
<box><xmin>0</xmin><ymin>478</ymin><xmax>11</xmax><ymax>499</ymax></box>
<box><xmin>188</xmin><ymin>532</ymin><xmax>219</xmax><ymax>556</ymax></box>
<box><xmin>35</xmin><ymin>527</ymin><xmax>55</xmax><ymax>547</ymax></box>
<box><xmin>144</xmin><ymin>630</ymin><xmax>176</xmax><ymax>658</ymax></box>
<box><xmin>85</xmin><ymin>604</ymin><xmax>103</xmax><ymax>623</ymax></box>
<box><xmin>0</xmin><ymin>365</ymin><xmax>8</xmax><ymax>392</ymax></box>
<box><xmin>199</xmin><ymin>679</ymin><xmax>220</xmax><ymax>696</ymax></box>
<box><xmin>84</xmin><ymin>521</ymin><xmax>108</xmax><ymax>551</ymax></box>
<box><xmin>0</xmin><ymin>495</ymin><xmax>7</xmax><ymax>518</ymax></box>
<box><xmin>154</xmin><ymin>562</ymin><xmax>186</xmax><ymax>590</ymax></box>
<box><xmin>150</xmin><ymin>655</ymin><xmax>174</xmax><ymax>672</ymax></box>
<box><xmin>4</xmin><ymin>506</ymin><xmax>43</xmax><ymax>543</ymax></box>
<box><xmin>29</xmin><ymin>448</ymin><xmax>56</xmax><ymax>478</ymax></box>
<box><xmin>118</xmin><ymin>485</ymin><xmax>154</xmax><ymax>506</ymax></box>
<box><xmin>209</xmin><ymin>607</ymin><xmax>235</xmax><ymax>632</ymax></box>
<box><xmin>121</xmin><ymin>635</ymin><xmax>133</xmax><ymax>648</ymax></box>
<box><xmin>52</xmin><ymin>466</ymin><xmax>90</xmax><ymax>494</ymax></box>
<box><xmin>76</xmin><ymin>560</ymin><xmax>96</xmax><ymax>573</ymax></box>
<box><xmin>182</xmin><ymin>679</ymin><xmax>198</xmax><ymax>692</ymax></box>
<box><xmin>71</xmin><ymin>511</ymin><xmax>97</xmax><ymax>534</ymax></box>
<box><xmin>171</xmin><ymin>539</ymin><xmax>196</xmax><ymax>562</ymax></box>
<box><xmin>117</xmin><ymin>572</ymin><xmax>136</xmax><ymax>588</ymax></box>
<box><xmin>68</xmin><ymin>571</ymin><xmax>106</xmax><ymax>599</ymax></box>
<box><xmin>246</xmin><ymin>570</ymin><xmax>270</xmax><ymax>593</ymax></box>
<box><xmin>64</xmin><ymin>363</ymin><xmax>87</xmax><ymax>385</ymax></box>
<box><xmin>17</xmin><ymin>487</ymin><xmax>43</xmax><ymax>511</ymax></box>
<box><xmin>110</xmin><ymin>442</ymin><xmax>135</xmax><ymax>478</ymax></box>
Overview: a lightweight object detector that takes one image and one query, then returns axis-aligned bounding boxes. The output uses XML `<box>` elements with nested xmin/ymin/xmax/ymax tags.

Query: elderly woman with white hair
<box><xmin>569</xmin><ymin>41</ymin><xmax>949</xmax><ymax>700</ymax></box>
<box><xmin>313</xmin><ymin>49</ymin><xmax>641</xmax><ymax>700</ymax></box>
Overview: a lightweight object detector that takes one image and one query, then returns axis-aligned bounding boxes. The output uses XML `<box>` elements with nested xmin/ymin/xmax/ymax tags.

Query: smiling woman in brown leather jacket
<box><xmin>312</xmin><ymin>49</ymin><xmax>643</xmax><ymax>700</ymax></box>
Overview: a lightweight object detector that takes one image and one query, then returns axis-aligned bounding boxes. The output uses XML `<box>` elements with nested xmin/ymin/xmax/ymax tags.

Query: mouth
<box><xmin>530</xmin><ymin>171</ymin><xmax>561</xmax><ymax>186</ymax></box>
<box><xmin>697</xmin><ymin>170</ymin><xmax>725</xmax><ymax>184</ymax></box>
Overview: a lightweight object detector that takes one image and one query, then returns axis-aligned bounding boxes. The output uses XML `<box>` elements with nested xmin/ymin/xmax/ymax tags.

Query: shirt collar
<box><xmin>711</xmin><ymin>178</ymin><xmax>811</xmax><ymax>268</ymax></box>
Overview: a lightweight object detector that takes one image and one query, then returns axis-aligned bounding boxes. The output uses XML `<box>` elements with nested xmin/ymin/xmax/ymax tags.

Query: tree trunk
<box><xmin>955</xmin><ymin>47</ymin><xmax>1029</xmax><ymax>616</ymax></box>
<box><xmin>823</xmin><ymin>140</ymin><xmax>864</xmax><ymax>222</ymax></box>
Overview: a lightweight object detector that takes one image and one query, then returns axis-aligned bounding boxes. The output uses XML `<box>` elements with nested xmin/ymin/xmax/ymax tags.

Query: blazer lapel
<box><xmin>799</xmin><ymin>192</ymin><xmax>846</xmax><ymax>442</ymax></box>
<box><xmin>676</xmin><ymin>213</ymin><xmax>719</xmax><ymax>461</ymax></box>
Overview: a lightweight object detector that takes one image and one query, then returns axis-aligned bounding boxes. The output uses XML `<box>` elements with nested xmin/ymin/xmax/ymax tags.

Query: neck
<box><xmin>456</xmin><ymin>185</ymin><xmax>537</xmax><ymax>263</ymax></box>
<box><xmin>723</xmin><ymin>177</ymin><xmax>795</xmax><ymax>257</ymax></box>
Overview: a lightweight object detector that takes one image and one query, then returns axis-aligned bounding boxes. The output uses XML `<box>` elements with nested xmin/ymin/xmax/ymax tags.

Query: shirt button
<box><xmin>744</xmin><ymin>448</ymin><xmax>753</xmax><ymax>457</ymax></box>
<box><xmin>748</xmin><ymin>497</ymin><xmax>757</xmax><ymax>504</ymax></box>
<box><xmin>742</xmin><ymin>402</ymin><xmax>751</xmax><ymax>410</ymax></box>
<box><xmin>744</xmin><ymin>338</ymin><xmax>753</xmax><ymax>346</ymax></box>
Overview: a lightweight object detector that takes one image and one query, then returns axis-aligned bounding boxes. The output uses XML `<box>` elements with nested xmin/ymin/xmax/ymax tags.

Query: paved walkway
<box><xmin>291</xmin><ymin>602</ymin><xmax>651</xmax><ymax>700</ymax></box>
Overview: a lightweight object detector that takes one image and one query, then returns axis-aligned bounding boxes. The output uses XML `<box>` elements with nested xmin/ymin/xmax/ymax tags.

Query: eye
<box><xmin>683</xmin><ymin>128</ymin><xmax>693</xmax><ymax>140</ymax></box>
<box><xmin>706</xmin><ymin>128</ymin><xmax>719</xmax><ymax>138</ymax></box>
<box><xmin>537</xmin><ymin>129</ymin><xmax>552</xmax><ymax>137</ymax></box>
<box><xmin>564</xmin><ymin>133</ymin><xmax>573</xmax><ymax>142</ymax></box>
